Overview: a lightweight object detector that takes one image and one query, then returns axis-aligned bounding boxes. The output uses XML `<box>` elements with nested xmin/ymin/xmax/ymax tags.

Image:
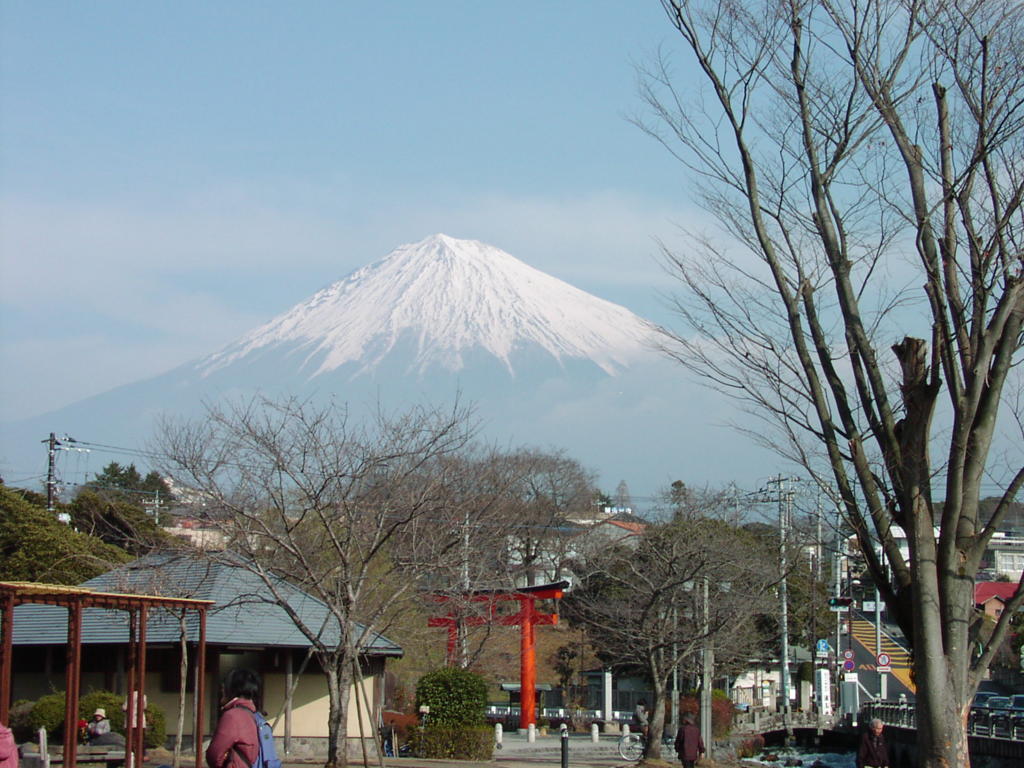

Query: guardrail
<box><xmin>862</xmin><ymin>701</ymin><xmax>1024</xmax><ymax>742</ymax></box>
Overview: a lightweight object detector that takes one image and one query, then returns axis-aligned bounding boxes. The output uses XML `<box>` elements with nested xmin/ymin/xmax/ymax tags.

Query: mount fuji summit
<box><xmin>2</xmin><ymin>235</ymin><xmax>767</xmax><ymax>497</ymax></box>
<box><xmin>198</xmin><ymin>233</ymin><xmax>658</xmax><ymax>382</ymax></box>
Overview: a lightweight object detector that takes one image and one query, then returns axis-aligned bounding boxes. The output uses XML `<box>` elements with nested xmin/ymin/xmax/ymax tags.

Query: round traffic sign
<box><xmin>877</xmin><ymin>652</ymin><xmax>891</xmax><ymax>667</ymax></box>
<box><xmin>843</xmin><ymin>659</ymin><xmax>855</xmax><ymax>671</ymax></box>
<box><xmin>843</xmin><ymin>649</ymin><xmax>854</xmax><ymax>660</ymax></box>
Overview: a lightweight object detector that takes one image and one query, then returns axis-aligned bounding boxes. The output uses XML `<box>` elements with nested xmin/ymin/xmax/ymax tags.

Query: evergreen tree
<box><xmin>0</xmin><ymin>486</ymin><xmax>130</xmax><ymax>584</ymax></box>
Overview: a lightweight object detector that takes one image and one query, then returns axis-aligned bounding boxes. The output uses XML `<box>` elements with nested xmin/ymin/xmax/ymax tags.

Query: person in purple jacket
<box><xmin>674</xmin><ymin>713</ymin><xmax>705</xmax><ymax>768</ymax></box>
<box><xmin>206</xmin><ymin>669</ymin><xmax>261</xmax><ymax>768</ymax></box>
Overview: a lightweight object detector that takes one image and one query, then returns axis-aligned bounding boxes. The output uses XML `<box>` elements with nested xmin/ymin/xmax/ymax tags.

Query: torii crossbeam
<box><xmin>427</xmin><ymin>580</ymin><xmax>568</xmax><ymax>730</ymax></box>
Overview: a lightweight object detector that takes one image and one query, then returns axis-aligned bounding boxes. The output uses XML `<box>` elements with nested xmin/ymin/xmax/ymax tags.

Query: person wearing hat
<box><xmin>87</xmin><ymin>708</ymin><xmax>110</xmax><ymax>743</ymax></box>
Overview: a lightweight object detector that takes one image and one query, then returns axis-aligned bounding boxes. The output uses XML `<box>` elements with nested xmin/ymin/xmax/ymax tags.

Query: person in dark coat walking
<box><xmin>674</xmin><ymin>713</ymin><xmax>705</xmax><ymax>768</ymax></box>
<box><xmin>856</xmin><ymin>718</ymin><xmax>890</xmax><ymax>768</ymax></box>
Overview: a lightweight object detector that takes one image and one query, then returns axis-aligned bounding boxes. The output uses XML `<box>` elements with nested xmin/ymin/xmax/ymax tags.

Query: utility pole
<box><xmin>834</xmin><ymin>520</ymin><xmax>843</xmax><ymax>713</ymax></box>
<box><xmin>45</xmin><ymin>432</ymin><xmax>57</xmax><ymax>515</ymax></box>
<box><xmin>875</xmin><ymin>582</ymin><xmax>886</xmax><ymax>700</ymax></box>
<box><xmin>671</xmin><ymin>605</ymin><xmax>680</xmax><ymax>734</ymax></box>
<box><xmin>700</xmin><ymin>577</ymin><xmax>713</xmax><ymax>752</ymax></box>
<box><xmin>765</xmin><ymin>475</ymin><xmax>796</xmax><ymax>728</ymax></box>
<box><xmin>43</xmin><ymin>433</ymin><xmax>71</xmax><ymax>525</ymax></box>
<box><xmin>811</xmin><ymin>496</ymin><xmax>821</xmax><ymax>719</ymax></box>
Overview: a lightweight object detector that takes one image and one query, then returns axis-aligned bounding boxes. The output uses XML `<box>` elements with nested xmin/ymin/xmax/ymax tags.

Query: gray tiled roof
<box><xmin>11</xmin><ymin>553</ymin><xmax>401</xmax><ymax>656</ymax></box>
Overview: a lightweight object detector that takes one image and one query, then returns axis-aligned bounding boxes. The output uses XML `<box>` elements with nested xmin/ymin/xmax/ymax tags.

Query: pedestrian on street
<box><xmin>674</xmin><ymin>713</ymin><xmax>705</xmax><ymax>768</ymax></box>
<box><xmin>856</xmin><ymin>718</ymin><xmax>890</xmax><ymax>768</ymax></box>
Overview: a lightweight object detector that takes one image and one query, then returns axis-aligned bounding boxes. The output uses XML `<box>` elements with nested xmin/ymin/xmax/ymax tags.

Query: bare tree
<box><xmin>413</xmin><ymin>447</ymin><xmax>597</xmax><ymax>668</ymax></box>
<box><xmin>157</xmin><ymin>396</ymin><xmax>476</xmax><ymax>768</ymax></box>
<box><xmin>642</xmin><ymin>1</ymin><xmax>1024</xmax><ymax>764</ymax></box>
<box><xmin>499</xmin><ymin>449</ymin><xmax>597</xmax><ymax>587</ymax></box>
<box><xmin>565</xmin><ymin>506</ymin><xmax>775</xmax><ymax>760</ymax></box>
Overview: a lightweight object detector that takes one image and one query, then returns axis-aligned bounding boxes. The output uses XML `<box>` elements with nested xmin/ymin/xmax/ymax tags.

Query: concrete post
<box><xmin>602</xmin><ymin>668</ymin><xmax>613</xmax><ymax>723</ymax></box>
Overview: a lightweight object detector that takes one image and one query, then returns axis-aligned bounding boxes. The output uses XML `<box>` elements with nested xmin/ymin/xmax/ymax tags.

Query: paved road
<box><xmin>848</xmin><ymin>613</ymin><xmax>915</xmax><ymax>700</ymax></box>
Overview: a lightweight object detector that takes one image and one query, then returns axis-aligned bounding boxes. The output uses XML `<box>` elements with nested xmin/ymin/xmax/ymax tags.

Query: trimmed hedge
<box><xmin>29</xmin><ymin>693</ymin><xmax>67</xmax><ymax>738</ymax></box>
<box><xmin>415</xmin><ymin>667</ymin><xmax>487</xmax><ymax>726</ymax></box>
<box><xmin>406</xmin><ymin>725</ymin><xmax>493</xmax><ymax>760</ymax></box>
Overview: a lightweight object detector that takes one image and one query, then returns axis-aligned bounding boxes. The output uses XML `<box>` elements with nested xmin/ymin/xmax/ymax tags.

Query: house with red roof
<box><xmin>975</xmin><ymin>582</ymin><xmax>1021</xmax><ymax>619</ymax></box>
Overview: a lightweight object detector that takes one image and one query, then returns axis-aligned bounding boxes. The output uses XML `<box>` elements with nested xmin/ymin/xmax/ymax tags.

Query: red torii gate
<box><xmin>427</xmin><ymin>580</ymin><xmax>568</xmax><ymax>730</ymax></box>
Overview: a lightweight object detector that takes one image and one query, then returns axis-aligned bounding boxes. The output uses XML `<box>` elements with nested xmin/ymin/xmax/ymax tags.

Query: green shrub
<box><xmin>27</xmin><ymin>690</ymin><xmax>166</xmax><ymax>748</ymax></box>
<box><xmin>406</xmin><ymin>725</ymin><xmax>493</xmax><ymax>759</ymax></box>
<box><xmin>142</xmin><ymin>702</ymin><xmax>166</xmax><ymax>748</ymax></box>
<box><xmin>79</xmin><ymin>690</ymin><xmax>166</xmax><ymax>748</ymax></box>
<box><xmin>79</xmin><ymin>692</ymin><xmax>125</xmax><ymax>733</ymax></box>
<box><xmin>29</xmin><ymin>692</ymin><xmax>68</xmax><ymax>738</ymax></box>
<box><xmin>415</xmin><ymin>667</ymin><xmax>487</xmax><ymax>726</ymax></box>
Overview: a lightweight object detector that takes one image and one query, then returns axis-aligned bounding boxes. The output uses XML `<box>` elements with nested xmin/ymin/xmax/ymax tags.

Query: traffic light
<box><xmin>828</xmin><ymin>596</ymin><xmax>853</xmax><ymax>611</ymax></box>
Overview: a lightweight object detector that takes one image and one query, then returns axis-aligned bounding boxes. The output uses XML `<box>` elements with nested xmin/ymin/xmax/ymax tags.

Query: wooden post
<box><xmin>63</xmin><ymin>601</ymin><xmax>83</xmax><ymax>768</ymax></box>
<box><xmin>0</xmin><ymin>593</ymin><xmax>13</xmax><ymax>723</ymax></box>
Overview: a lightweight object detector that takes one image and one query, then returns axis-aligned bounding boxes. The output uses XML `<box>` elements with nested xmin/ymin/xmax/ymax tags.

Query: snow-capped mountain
<box><xmin>0</xmin><ymin>235</ymin><xmax>773</xmax><ymax>498</ymax></box>
<box><xmin>199</xmin><ymin>234</ymin><xmax>656</xmax><ymax>380</ymax></box>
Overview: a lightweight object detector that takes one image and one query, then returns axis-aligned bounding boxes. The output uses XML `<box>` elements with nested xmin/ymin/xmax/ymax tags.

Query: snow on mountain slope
<box><xmin>198</xmin><ymin>234</ymin><xmax>657</xmax><ymax>379</ymax></box>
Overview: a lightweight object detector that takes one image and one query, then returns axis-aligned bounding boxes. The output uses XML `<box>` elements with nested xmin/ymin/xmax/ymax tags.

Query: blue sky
<box><xmin>0</xmin><ymin>2</ymin><xmax>707</xmax><ymax>423</ymax></box>
<box><xmin>1</xmin><ymin>2</ymin><xmax>762</xmax><ymax>498</ymax></box>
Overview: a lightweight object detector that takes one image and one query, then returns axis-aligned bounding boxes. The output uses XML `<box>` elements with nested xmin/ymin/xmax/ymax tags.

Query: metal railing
<box><xmin>862</xmin><ymin>701</ymin><xmax>1024</xmax><ymax>742</ymax></box>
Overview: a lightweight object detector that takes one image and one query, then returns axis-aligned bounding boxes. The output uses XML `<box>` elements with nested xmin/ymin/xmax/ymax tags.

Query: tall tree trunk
<box><xmin>323</xmin><ymin>654</ymin><xmax>353</xmax><ymax>768</ymax></box>
<box><xmin>645</xmin><ymin>661</ymin><xmax>667</xmax><ymax>760</ymax></box>
<box><xmin>914</xmin><ymin>554</ymin><xmax>972</xmax><ymax>767</ymax></box>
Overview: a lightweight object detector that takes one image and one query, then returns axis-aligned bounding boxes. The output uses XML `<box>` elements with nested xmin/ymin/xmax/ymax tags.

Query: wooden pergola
<box><xmin>0</xmin><ymin>582</ymin><xmax>212</xmax><ymax>768</ymax></box>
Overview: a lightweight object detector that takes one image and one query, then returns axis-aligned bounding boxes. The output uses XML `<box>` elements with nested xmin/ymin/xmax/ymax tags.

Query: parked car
<box><xmin>986</xmin><ymin>696</ymin><xmax>1014</xmax><ymax>736</ymax></box>
<box><xmin>974</xmin><ymin>691</ymin><xmax>999</xmax><ymax>707</ymax></box>
<box><xmin>1009</xmin><ymin>694</ymin><xmax>1024</xmax><ymax>736</ymax></box>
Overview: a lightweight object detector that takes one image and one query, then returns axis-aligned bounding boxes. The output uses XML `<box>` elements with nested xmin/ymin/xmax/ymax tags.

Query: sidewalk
<box><xmin>274</xmin><ymin>732</ymin><xmax>754</xmax><ymax>768</ymax></box>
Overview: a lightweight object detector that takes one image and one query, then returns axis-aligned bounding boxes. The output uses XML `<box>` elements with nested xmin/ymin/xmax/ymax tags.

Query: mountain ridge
<box><xmin>198</xmin><ymin>233</ymin><xmax>658</xmax><ymax>380</ymax></box>
<box><xmin>0</xmin><ymin>235</ymin><xmax>775</xmax><ymax>497</ymax></box>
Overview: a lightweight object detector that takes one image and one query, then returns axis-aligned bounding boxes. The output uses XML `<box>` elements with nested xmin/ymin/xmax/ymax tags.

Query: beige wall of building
<box><xmin>11</xmin><ymin>651</ymin><xmax>383</xmax><ymax>742</ymax></box>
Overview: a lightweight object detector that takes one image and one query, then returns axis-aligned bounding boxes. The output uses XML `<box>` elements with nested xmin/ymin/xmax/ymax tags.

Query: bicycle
<box><xmin>617</xmin><ymin>731</ymin><xmax>645</xmax><ymax>761</ymax></box>
<box><xmin>617</xmin><ymin>730</ymin><xmax>675</xmax><ymax>761</ymax></box>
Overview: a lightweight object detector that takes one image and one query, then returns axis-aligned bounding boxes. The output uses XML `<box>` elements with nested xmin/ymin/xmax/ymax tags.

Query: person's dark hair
<box><xmin>222</xmin><ymin>668</ymin><xmax>262</xmax><ymax>710</ymax></box>
<box><xmin>682</xmin><ymin>713</ymin><xmax>695</xmax><ymax>725</ymax></box>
